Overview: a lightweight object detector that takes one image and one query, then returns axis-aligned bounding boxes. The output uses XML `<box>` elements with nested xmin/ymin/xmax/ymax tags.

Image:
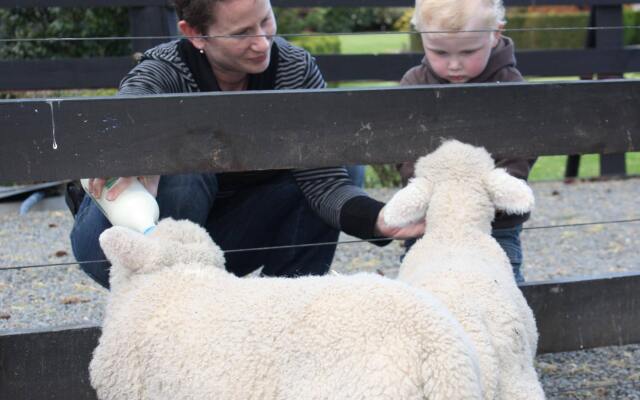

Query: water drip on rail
<box><xmin>46</xmin><ymin>100</ymin><xmax>61</xmax><ymax>150</ymax></box>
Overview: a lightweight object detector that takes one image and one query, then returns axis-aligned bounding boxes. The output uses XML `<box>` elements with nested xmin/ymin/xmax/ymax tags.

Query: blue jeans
<box><xmin>346</xmin><ymin>165</ymin><xmax>365</xmax><ymax>188</ymax></box>
<box><xmin>70</xmin><ymin>172</ymin><xmax>340</xmax><ymax>289</ymax></box>
<box><xmin>403</xmin><ymin>225</ymin><xmax>525</xmax><ymax>283</ymax></box>
<box><xmin>491</xmin><ymin>225</ymin><xmax>524</xmax><ymax>283</ymax></box>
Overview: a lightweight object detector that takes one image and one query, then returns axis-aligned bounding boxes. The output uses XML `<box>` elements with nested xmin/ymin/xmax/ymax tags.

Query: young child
<box><xmin>399</xmin><ymin>0</ymin><xmax>536</xmax><ymax>282</ymax></box>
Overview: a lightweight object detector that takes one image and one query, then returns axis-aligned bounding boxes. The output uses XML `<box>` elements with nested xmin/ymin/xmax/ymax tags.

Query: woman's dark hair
<box><xmin>173</xmin><ymin>0</ymin><xmax>221</xmax><ymax>34</ymax></box>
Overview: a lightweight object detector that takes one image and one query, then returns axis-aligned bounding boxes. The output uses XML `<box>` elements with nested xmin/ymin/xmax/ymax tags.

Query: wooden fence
<box><xmin>0</xmin><ymin>0</ymin><xmax>638</xmax><ymax>176</ymax></box>
<box><xmin>0</xmin><ymin>0</ymin><xmax>637</xmax><ymax>176</ymax></box>
<box><xmin>0</xmin><ymin>0</ymin><xmax>639</xmax><ymax>399</ymax></box>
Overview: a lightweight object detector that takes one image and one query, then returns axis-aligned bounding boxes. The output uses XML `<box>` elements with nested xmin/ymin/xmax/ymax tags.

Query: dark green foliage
<box><xmin>317</xmin><ymin>7</ymin><xmax>407</xmax><ymax>32</ymax></box>
<box><xmin>507</xmin><ymin>12</ymin><xmax>590</xmax><ymax>49</ymax></box>
<box><xmin>406</xmin><ymin>11</ymin><xmax>640</xmax><ymax>52</ymax></box>
<box><xmin>623</xmin><ymin>9</ymin><xmax>640</xmax><ymax>46</ymax></box>
<box><xmin>508</xmin><ymin>10</ymin><xmax>640</xmax><ymax>49</ymax></box>
<box><xmin>365</xmin><ymin>165</ymin><xmax>402</xmax><ymax>188</ymax></box>
<box><xmin>275</xmin><ymin>7</ymin><xmax>407</xmax><ymax>34</ymax></box>
<box><xmin>0</xmin><ymin>7</ymin><xmax>130</xmax><ymax>59</ymax></box>
<box><xmin>276</xmin><ymin>7</ymin><xmax>407</xmax><ymax>55</ymax></box>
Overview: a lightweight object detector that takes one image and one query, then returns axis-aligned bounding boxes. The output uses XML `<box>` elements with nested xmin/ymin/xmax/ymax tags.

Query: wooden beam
<box><xmin>520</xmin><ymin>272</ymin><xmax>640</xmax><ymax>353</ymax></box>
<box><xmin>0</xmin><ymin>57</ymin><xmax>134</xmax><ymax>91</ymax></box>
<box><xmin>128</xmin><ymin>6</ymin><xmax>178</xmax><ymax>54</ymax></box>
<box><xmin>0</xmin><ymin>325</ymin><xmax>100</xmax><ymax>400</ymax></box>
<box><xmin>316</xmin><ymin>49</ymin><xmax>640</xmax><ymax>81</ymax></box>
<box><xmin>1</xmin><ymin>273</ymin><xmax>639</xmax><ymax>399</ymax></box>
<box><xmin>0</xmin><ymin>79</ymin><xmax>639</xmax><ymax>183</ymax></box>
<box><xmin>2</xmin><ymin>48</ymin><xmax>639</xmax><ymax>91</ymax></box>
<box><xmin>0</xmin><ymin>0</ymin><xmax>633</xmax><ymax>8</ymax></box>
<box><xmin>0</xmin><ymin>180</ymin><xmax>66</xmax><ymax>200</ymax></box>
<box><xmin>0</xmin><ymin>0</ymin><xmax>172</xmax><ymax>7</ymax></box>
<box><xmin>592</xmin><ymin>5</ymin><xmax>628</xmax><ymax>176</ymax></box>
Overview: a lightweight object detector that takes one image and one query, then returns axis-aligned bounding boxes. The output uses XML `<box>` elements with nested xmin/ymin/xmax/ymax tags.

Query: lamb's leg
<box><xmin>497</xmin><ymin>327</ymin><xmax>544</xmax><ymax>400</ymax></box>
<box><xmin>419</xmin><ymin>330</ymin><xmax>484</xmax><ymax>400</ymax></box>
<box><xmin>500</xmin><ymin>362</ymin><xmax>545</xmax><ymax>400</ymax></box>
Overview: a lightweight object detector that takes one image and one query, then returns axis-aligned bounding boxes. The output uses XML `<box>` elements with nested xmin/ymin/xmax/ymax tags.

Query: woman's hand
<box><xmin>87</xmin><ymin>176</ymin><xmax>161</xmax><ymax>201</ymax></box>
<box><xmin>374</xmin><ymin>207</ymin><xmax>425</xmax><ymax>240</ymax></box>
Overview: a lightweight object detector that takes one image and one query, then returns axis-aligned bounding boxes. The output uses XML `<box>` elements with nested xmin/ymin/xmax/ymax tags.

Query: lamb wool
<box><xmin>385</xmin><ymin>140</ymin><xmax>545</xmax><ymax>400</ymax></box>
<box><xmin>91</xmin><ymin>218</ymin><xmax>484</xmax><ymax>400</ymax></box>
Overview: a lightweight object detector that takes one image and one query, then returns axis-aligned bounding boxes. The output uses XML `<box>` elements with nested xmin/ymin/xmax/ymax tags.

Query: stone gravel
<box><xmin>1</xmin><ymin>178</ymin><xmax>639</xmax><ymax>399</ymax></box>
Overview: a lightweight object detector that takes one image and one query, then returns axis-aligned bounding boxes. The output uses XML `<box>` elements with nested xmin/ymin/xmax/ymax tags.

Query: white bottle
<box><xmin>81</xmin><ymin>178</ymin><xmax>159</xmax><ymax>235</ymax></box>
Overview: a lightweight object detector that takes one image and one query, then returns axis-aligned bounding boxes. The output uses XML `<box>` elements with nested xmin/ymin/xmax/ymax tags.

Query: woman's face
<box><xmin>202</xmin><ymin>0</ymin><xmax>277</xmax><ymax>76</ymax></box>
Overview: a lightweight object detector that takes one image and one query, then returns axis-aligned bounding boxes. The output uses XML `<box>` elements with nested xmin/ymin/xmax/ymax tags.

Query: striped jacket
<box><xmin>118</xmin><ymin>37</ymin><xmax>385</xmax><ymax>240</ymax></box>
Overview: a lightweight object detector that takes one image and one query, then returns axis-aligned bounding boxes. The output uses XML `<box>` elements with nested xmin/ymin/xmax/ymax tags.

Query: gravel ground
<box><xmin>1</xmin><ymin>178</ymin><xmax>639</xmax><ymax>399</ymax></box>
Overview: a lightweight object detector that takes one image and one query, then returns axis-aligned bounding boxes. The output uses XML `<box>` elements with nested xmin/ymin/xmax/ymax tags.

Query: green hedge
<box><xmin>1</xmin><ymin>7</ymin><xmax>637</xmax><ymax>59</ymax></box>
<box><xmin>275</xmin><ymin>8</ymin><xmax>408</xmax><ymax>34</ymax></box>
<box><xmin>0</xmin><ymin>7</ymin><xmax>130</xmax><ymax>59</ymax></box>
<box><xmin>623</xmin><ymin>8</ymin><xmax>640</xmax><ymax>45</ymax></box>
<box><xmin>407</xmin><ymin>10</ymin><xmax>640</xmax><ymax>52</ymax></box>
<box><xmin>289</xmin><ymin>36</ymin><xmax>341</xmax><ymax>54</ymax></box>
<box><xmin>0</xmin><ymin>7</ymin><xmax>406</xmax><ymax>59</ymax></box>
<box><xmin>508</xmin><ymin>10</ymin><xmax>639</xmax><ymax>48</ymax></box>
<box><xmin>507</xmin><ymin>12</ymin><xmax>589</xmax><ymax>49</ymax></box>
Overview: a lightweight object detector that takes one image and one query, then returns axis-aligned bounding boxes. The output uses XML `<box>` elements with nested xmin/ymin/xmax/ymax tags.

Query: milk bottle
<box><xmin>81</xmin><ymin>178</ymin><xmax>159</xmax><ymax>234</ymax></box>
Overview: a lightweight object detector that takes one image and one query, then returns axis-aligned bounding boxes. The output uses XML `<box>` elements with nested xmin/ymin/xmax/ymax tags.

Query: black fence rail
<box><xmin>0</xmin><ymin>80</ymin><xmax>638</xmax><ymax>183</ymax></box>
<box><xmin>1</xmin><ymin>0</ymin><xmax>638</xmax><ymax>89</ymax></box>
<box><xmin>0</xmin><ymin>0</ymin><xmax>637</xmax><ymax>176</ymax></box>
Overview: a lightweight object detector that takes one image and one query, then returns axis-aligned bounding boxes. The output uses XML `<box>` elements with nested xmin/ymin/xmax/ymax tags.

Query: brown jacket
<box><xmin>398</xmin><ymin>36</ymin><xmax>535</xmax><ymax>229</ymax></box>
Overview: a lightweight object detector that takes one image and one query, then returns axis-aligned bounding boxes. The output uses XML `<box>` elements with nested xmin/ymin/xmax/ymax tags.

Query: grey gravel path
<box><xmin>1</xmin><ymin>178</ymin><xmax>639</xmax><ymax>399</ymax></box>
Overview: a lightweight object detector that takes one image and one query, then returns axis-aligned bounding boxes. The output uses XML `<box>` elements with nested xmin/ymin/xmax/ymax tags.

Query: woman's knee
<box><xmin>156</xmin><ymin>173</ymin><xmax>218</xmax><ymax>222</ymax></box>
<box><xmin>70</xmin><ymin>197</ymin><xmax>112</xmax><ymax>288</ymax></box>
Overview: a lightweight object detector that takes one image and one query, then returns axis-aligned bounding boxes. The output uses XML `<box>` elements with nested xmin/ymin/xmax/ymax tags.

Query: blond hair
<box><xmin>412</xmin><ymin>0</ymin><xmax>505</xmax><ymax>31</ymax></box>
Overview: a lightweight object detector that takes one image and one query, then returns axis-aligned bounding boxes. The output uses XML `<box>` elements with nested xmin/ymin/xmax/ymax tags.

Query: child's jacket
<box><xmin>399</xmin><ymin>36</ymin><xmax>535</xmax><ymax>229</ymax></box>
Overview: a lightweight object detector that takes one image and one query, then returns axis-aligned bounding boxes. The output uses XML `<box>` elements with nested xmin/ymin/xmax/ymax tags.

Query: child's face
<box><xmin>421</xmin><ymin>21</ymin><xmax>500</xmax><ymax>83</ymax></box>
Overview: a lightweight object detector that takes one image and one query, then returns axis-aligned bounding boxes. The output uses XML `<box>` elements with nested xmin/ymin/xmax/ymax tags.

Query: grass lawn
<box><xmin>365</xmin><ymin>153</ymin><xmax>640</xmax><ymax>187</ymax></box>
<box><xmin>529</xmin><ymin>153</ymin><xmax>640</xmax><ymax>181</ymax></box>
<box><xmin>338</xmin><ymin>33</ymin><xmax>411</xmax><ymax>54</ymax></box>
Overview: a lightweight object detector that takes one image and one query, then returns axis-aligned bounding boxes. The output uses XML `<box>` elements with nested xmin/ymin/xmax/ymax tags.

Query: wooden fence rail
<box><xmin>0</xmin><ymin>0</ymin><xmax>636</xmax><ymax>7</ymax></box>
<box><xmin>1</xmin><ymin>79</ymin><xmax>638</xmax><ymax>183</ymax></box>
<box><xmin>1</xmin><ymin>0</ymin><xmax>637</xmax><ymax>176</ymax></box>
<box><xmin>2</xmin><ymin>48</ymin><xmax>639</xmax><ymax>92</ymax></box>
<box><xmin>0</xmin><ymin>0</ymin><xmax>638</xmax><ymax>91</ymax></box>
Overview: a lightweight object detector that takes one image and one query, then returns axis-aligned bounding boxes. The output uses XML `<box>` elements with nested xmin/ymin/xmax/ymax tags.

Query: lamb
<box><xmin>384</xmin><ymin>140</ymin><xmax>545</xmax><ymax>400</ymax></box>
<box><xmin>91</xmin><ymin>217</ymin><xmax>484</xmax><ymax>400</ymax></box>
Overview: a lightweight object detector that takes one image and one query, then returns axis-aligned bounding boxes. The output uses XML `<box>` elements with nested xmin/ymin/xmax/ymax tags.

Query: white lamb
<box><xmin>384</xmin><ymin>140</ymin><xmax>545</xmax><ymax>400</ymax></box>
<box><xmin>91</xmin><ymin>217</ymin><xmax>484</xmax><ymax>400</ymax></box>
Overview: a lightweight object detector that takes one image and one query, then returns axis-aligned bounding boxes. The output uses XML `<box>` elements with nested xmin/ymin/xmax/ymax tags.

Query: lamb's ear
<box><xmin>99</xmin><ymin>226</ymin><xmax>162</xmax><ymax>273</ymax></box>
<box><xmin>383</xmin><ymin>177</ymin><xmax>432</xmax><ymax>227</ymax></box>
<box><xmin>485</xmin><ymin>168</ymin><xmax>535</xmax><ymax>214</ymax></box>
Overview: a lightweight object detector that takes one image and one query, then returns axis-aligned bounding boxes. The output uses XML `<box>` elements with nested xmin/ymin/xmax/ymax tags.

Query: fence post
<box><xmin>128</xmin><ymin>5</ymin><xmax>178</xmax><ymax>54</ymax></box>
<box><xmin>594</xmin><ymin>5</ymin><xmax>626</xmax><ymax>176</ymax></box>
<box><xmin>565</xmin><ymin>5</ymin><xmax>627</xmax><ymax>178</ymax></box>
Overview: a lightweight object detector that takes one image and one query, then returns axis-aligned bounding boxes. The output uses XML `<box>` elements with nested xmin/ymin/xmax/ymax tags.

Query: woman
<box><xmin>70</xmin><ymin>0</ymin><xmax>423</xmax><ymax>288</ymax></box>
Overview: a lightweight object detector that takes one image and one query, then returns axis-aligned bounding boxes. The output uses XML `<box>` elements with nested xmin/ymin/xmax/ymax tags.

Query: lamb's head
<box><xmin>384</xmin><ymin>140</ymin><xmax>534</xmax><ymax>231</ymax></box>
<box><xmin>99</xmin><ymin>218</ymin><xmax>226</xmax><ymax>288</ymax></box>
